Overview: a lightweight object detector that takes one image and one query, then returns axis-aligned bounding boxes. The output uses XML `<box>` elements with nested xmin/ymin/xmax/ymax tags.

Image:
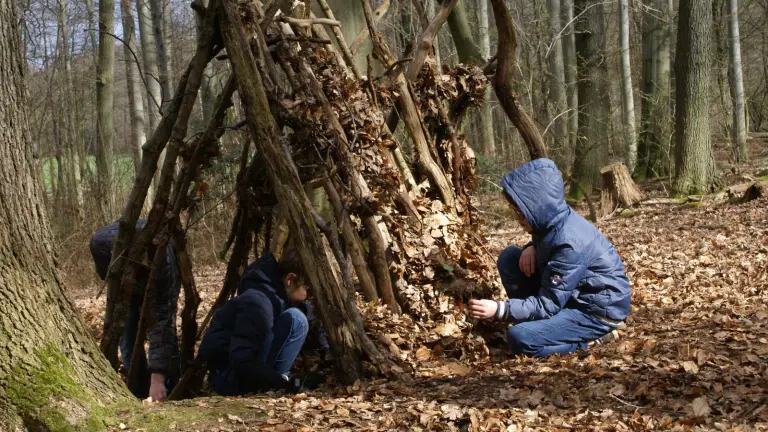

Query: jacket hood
<box><xmin>237</xmin><ymin>252</ymin><xmax>289</xmax><ymax>305</ymax></box>
<box><xmin>500</xmin><ymin>158</ymin><xmax>569</xmax><ymax>234</ymax></box>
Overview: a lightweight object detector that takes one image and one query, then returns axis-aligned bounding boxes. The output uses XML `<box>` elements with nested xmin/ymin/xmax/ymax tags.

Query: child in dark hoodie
<box><xmin>196</xmin><ymin>245</ymin><xmax>324</xmax><ymax>395</ymax></box>
<box><xmin>469</xmin><ymin>159</ymin><xmax>631</xmax><ymax>357</ymax></box>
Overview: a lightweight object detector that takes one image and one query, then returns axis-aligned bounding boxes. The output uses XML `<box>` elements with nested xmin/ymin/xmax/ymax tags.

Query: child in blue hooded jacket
<box><xmin>196</xmin><ymin>245</ymin><xmax>328</xmax><ymax>395</ymax></box>
<box><xmin>469</xmin><ymin>159</ymin><xmax>631</xmax><ymax>357</ymax></box>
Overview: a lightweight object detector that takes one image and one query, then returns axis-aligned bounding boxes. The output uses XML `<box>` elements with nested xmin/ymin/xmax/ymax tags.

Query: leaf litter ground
<box><xmin>70</xmin><ymin>195</ymin><xmax>768</xmax><ymax>431</ymax></box>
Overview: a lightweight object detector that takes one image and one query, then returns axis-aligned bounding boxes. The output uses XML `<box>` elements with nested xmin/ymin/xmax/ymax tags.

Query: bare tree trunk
<box><xmin>56</xmin><ymin>0</ymin><xmax>83</xmax><ymax>220</ymax></box>
<box><xmin>727</xmin><ymin>0</ymin><xmax>748</xmax><ymax>162</ymax></box>
<box><xmin>137</xmin><ymin>0</ymin><xmax>162</xmax><ymax>131</ymax></box>
<box><xmin>561</xmin><ymin>0</ymin><xmax>578</xmax><ymax>155</ymax></box>
<box><xmin>0</xmin><ymin>4</ymin><xmax>130</xmax><ymax>427</ymax></box>
<box><xmin>648</xmin><ymin>0</ymin><xmax>673</xmax><ymax>178</ymax></box>
<box><xmin>569</xmin><ymin>0</ymin><xmax>610</xmax><ymax>198</ymax></box>
<box><xmin>84</xmin><ymin>0</ymin><xmax>99</xmax><ymax>55</ymax></box>
<box><xmin>673</xmin><ymin>0</ymin><xmax>717</xmax><ymax>195</ymax></box>
<box><xmin>477</xmin><ymin>0</ymin><xmax>495</xmax><ymax>156</ymax></box>
<box><xmin>547</xmin><ymin>0</ymin><xmax>569</xmax><ymax>166</ymax></box>
<box><xmin>619</xmin><ymin>0</ymin><xmax>638</xmax><ymax>172</ymax></box>
<box><xmin>149</xmin><ymin>0</ymin><xmax>173</xmax><ymax>108</ymax></box>
<box><xmin>121</xmin><ymin>0</ymin><xmax>147</xmax><ymax>171</ymax></box>
<box><xmin>96</xmin><ymin>0</ymin><xmax>116</xmax><ymax>223</ymax></box>
<box><xmin>149</xmin><ymin>0</ymin><xmax>174</xmax><ymax>194</ymax></box>
<box><xmin>445</xmin><ymin>0</ymin><xmax>484</xmax><ymax>65</ymax></box>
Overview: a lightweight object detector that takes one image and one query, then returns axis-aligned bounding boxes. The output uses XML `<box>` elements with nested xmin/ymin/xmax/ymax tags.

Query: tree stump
<box><xmin>600</xmin><ymin>163</ymin><xmax>644</xmax><ymax>216</ymax></box>
<box><xmin>740</xmin><ymin>182</ymin><xmax>765</xmax><ymax>203</ymax></box>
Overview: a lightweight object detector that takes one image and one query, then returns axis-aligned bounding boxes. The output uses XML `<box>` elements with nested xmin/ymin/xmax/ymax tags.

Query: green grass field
<box><xmin>40</xmin><ymin>155</ymin><xmax>136</xmax><ymax>194</ymax></box>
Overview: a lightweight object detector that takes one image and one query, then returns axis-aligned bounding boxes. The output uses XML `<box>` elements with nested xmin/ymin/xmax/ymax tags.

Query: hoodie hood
<box><xmin>500</xmin><ymin>158</ymin><xmax>569</xmax><ymax>234</ymax></box>
<box><xmin>237</xmin><ymin>252</ymin><xmax>289</xmax><ymax>306</ymax></box>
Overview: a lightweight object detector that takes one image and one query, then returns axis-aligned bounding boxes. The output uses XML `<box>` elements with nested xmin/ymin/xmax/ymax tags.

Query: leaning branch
<box><xmin>489</xmin><ymin>0</ymin><xmax>548</xmax><ymax>160</ymax></box>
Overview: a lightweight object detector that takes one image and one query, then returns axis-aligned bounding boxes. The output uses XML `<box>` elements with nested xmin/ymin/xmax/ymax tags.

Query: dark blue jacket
<box><xmin>498</xmin><ymin>158</ymin><xmax>631</xmax><ymax>322</ymax></box>
<box><xmin>196</xmin><ymin>253</ymin><xmax>328</xmax><ymax>391</ymax></box>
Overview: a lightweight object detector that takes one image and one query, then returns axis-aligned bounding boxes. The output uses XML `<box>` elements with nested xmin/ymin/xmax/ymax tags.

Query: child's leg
<box><xmin>497</xmin><ymin>245</ymin><xmax>540</xmax><ymax>299</ymax></box>
<box><xmin>265</xmin><ymin>308</ymin><xmax>309</xmax><ymax>375</ymax></box>
<box><xmin>505</xmin><ymin>308</ymin><xmax>615</xmax><ymax>358</ymax></box>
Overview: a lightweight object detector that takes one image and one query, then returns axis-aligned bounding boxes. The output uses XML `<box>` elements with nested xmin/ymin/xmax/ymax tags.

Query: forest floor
<box><xmin>67</xmin><ymin>156</ymin><xmax>768</xmax><ymax>432</ymax></box>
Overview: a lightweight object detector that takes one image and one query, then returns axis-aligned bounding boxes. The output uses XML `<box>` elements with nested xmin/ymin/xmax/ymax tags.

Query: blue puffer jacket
<box><xmin>498</xmin><ymin>158</ymin><xmax>631</xmax><ymax>322</ymax></box>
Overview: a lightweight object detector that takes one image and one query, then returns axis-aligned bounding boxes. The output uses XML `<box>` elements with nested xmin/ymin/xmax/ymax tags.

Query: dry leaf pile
<box><xmin>80</xmin><ymin>194</ymin><xmax>768</xmax><ymax>431</ymax></box>
<box><xmin>274</xmin><ymin>45</ymin><xmax>499</xmax><ymax>318</ymax></box>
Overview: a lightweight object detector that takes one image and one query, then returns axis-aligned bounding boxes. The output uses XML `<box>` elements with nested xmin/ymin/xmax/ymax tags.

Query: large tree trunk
<box><xmin>673</xmin><ymin>0</ymin><xmax>716</xmax><ymax>195</ymax></box>
<box><xmin>727</xmin><ymin>0</ymin><xmax>748</xmax><ymax>162</ymax></box>
<box><xmin>121</xmin><ymin>0</ymin><xmax>148</xmax><ymax>171</ymax></box>
<box><xmin>96</xmin><ymin>0</ymin><xmax>116</xmax><ymax>223</ymax></box>
<box><xmin>0</xmin><ymin>4</ymin><xmax>130</xmax><ymax>428</ymax></box>
<box><xmin>569</xmin><ymin>0</ymin><xmax>610</xmax><ymax>198</ymax></box>
<box><xmin>547</xmin><ymin>0</ymin><xmax>569</xmax><ymax>166</ymax></box>
<box><xmin>619</xmin><ymin>0</ymin><xmax>638</xmax><ymax>172</ymax></box>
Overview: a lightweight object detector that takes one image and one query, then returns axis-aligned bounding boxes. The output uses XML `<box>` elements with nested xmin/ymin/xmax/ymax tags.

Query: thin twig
<box><xmin>610</xmin><ymin>394</ymin><xmax>646</xmax><ymax>410</ymax></box>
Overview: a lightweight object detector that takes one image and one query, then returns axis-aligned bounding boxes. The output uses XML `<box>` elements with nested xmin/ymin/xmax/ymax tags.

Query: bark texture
<box><xmin>96</xmin><ymin>0</ymin><xmax>116</xmax><ymax>222</ymax></box>
<box><xmin>0</xmin><ymin>4</ymin><xmax>130</xmax><ymax>428</ymax></box>
<box><xmin>599</xmin><ymin>163</ymin><xmax>644</xmax><ymax>216</ymax></box>
<box><xmin>561</xmin><ymin>0</ymin><xmax>578</xmax><ymax>154</ymax></box>
<box><xmin>547</xmin><ymin>0</ymin><xmax>569</xmax><ymax>166</ymax></box>
<box><xmin>619</xmin><ymin>0</ymin><xmax>637</xmax><ymax>172</ymax></box>
<box><xmin>727</xmin><ymin>0</ymin><xmax>748</xmax><ymax>162</ymax></box>
<box><xmin>570</xmin><ymin>0</ymin><xmax>610</xmax><ymax>197</ymax></box>
<box><xmin>121</xmin><ymin>0</ymin><xmax>147</xmax><ymax>169</ymax></box>
<box><xmin>137</xmin><ymin>0</ymin><xmax>162</xmax><ymax>131</ymax></box>
<box><xmin>673</xmin><ymin>0</ymin><xmax>717</xmax><ymax>195</ymax></box>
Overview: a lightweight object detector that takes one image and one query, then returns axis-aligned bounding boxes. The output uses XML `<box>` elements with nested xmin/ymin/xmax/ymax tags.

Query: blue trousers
<box><xmin>211</xmin><ymin>307</ymin><xmax>309</xmax><ymax>395</ymax></box>
<box><xmin>498</xmin><ymin>245</ymin><xmax>615</xmax><ymax>358</ymax></box>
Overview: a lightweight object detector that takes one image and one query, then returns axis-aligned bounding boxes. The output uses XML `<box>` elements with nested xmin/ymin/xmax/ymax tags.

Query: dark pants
<box><xmin>120</xmin><ymin>292</ymin><xmax>181</xmax><ymax>398</ymax></box>
<box><xmin>498</xmin><ymin>245</ymin><xmax>615</xmax><ymax>358</ymax></box>
<box><xmin>210</xmin><ymin>308</ymin><xmax>309</xmax><ymax>396</ymax></box>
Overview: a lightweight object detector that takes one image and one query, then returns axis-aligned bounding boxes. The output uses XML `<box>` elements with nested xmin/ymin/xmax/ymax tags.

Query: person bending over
<box><xmin>90</xmin><ymin>220</ymin><xmax>181</xmax><ymax>401</ymax></box>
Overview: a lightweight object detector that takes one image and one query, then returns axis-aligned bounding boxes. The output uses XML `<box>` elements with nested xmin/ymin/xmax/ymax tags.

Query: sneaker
<box><xmin>588</xmin><ymin>329</ymin><xmax>620</xmax><ymax>347</ymax></box>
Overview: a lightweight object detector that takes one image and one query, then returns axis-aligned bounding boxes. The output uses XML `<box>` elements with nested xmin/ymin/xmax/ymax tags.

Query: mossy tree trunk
<box><xmin>0</xmin><ymin>3</ymin><xmax>130</xmax><ymax>429</ymax></box>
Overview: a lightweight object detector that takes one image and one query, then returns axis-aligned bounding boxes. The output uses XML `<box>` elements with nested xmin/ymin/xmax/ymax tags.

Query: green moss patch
<box><xmin>6</xmin><ymin>344</ymin><xmax>117</xmax><ymax>431</ymax></box>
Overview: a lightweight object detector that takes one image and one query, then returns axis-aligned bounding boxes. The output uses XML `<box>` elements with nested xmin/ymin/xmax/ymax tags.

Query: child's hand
<box><xmin>469</xmin><ymin>299</ymin><xmax>498</xmax><ymax>319</ymax></box>
<box><xmin>520</xmin><ymin>245</ymin><xmax>536</xmax><ymax>277</ymax></box>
